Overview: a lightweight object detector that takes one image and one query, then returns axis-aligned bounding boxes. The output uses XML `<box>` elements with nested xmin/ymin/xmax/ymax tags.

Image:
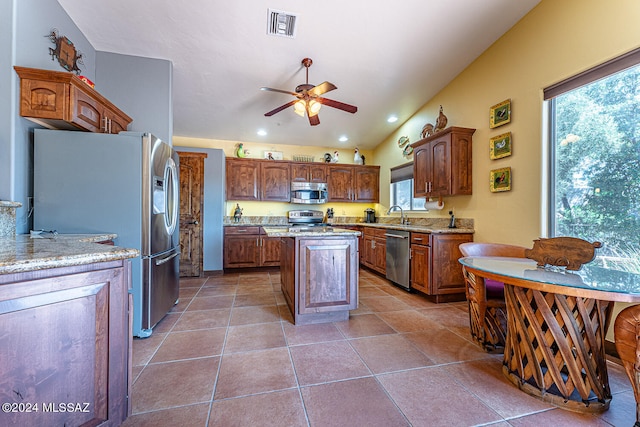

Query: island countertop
<box><xmin>262</xmin><ymin>226</ymin><xmax>361</xmax><ymax>237</ymax></box>
<box><xmin>0</xmin><ymin>233</ymin><xmax>139</xmax><ymax>275</ymax></box>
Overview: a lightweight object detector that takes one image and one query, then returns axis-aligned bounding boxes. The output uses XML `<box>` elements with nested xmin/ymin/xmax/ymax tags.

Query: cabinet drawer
<box><xmin>224</xmin><ymin>226</ymin><xmax>260</xmax><ymax>235</ymax></box>
<box><xmin>411</xmin><ymin>232</ymin><xmax>431</xmax><ymax>245</ymax></box>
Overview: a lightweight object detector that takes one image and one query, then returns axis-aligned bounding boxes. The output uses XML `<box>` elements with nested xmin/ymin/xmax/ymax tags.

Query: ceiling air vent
<box><xmin>267</xmin><ymin>9</ymin><xmax>298</xmax><ymax>38</ymax></box>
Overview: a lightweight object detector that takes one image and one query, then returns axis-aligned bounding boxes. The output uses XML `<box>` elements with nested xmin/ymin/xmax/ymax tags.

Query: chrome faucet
<box><xmin>387</xmin><ymin>205</ymin><xmax>405</xmax><ymax>225</ymax></box>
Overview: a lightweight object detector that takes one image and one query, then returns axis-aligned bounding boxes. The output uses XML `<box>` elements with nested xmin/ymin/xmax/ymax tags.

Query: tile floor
<box><xmin>122</xmin><ymin>269</ymin><xmax>637</xmax><ymax>427</ymax></box>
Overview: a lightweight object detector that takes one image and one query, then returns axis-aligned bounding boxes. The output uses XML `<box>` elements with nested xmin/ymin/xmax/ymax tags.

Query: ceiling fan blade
<box><xmin>308</xmin><ymin>81</ymin><xmax>337</xmax><ymax>97</ymax></box>
<box><xmin>317</xmin><ymin>97</ymin><xmax>358</xmax><ymax>114</ymax></box>
<box><xmin>305</xmin><ymin>103</ymin><xmax>320</xmax><ymax>126</ymax></box>
<box><xmin>260</xmin><ymin>87</ymin><xmax>300</xmax><ymax>97</ymax></box>
<box><xmin>308</xmin><ymin>114</ymin><xmax>320</xmax><ymax>126</ymax></box>
<box><xmin>265</xmin><ymin>99</ymin><xmax>297</xmax><ymax>116</ymax></box>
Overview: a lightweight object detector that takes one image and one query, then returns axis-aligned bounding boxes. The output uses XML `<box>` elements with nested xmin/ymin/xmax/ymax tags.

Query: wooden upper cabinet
<box><xmin>354</xmin><ymin>166</ymin><xmax>379</xmax><ymax>203</ymax></box>
<box><xmin>291</xmin><ymin>162</ymin><xmax>327</xmax><ymax>183</ymax></box>
<box><xmin>327</xmin><ymin>165</ymin><xmax>354</xmax><ymax>202</ymax></box>
<box><xmin>328</xmin><ymin>164</ymin><xmax>380</xmax><ymax>202</ymax></box>
<box><xmin>14</xmin><ymin>66</ymin><xmax>132</xmax><ymax>134</ymax></box>
<box><xmin>226</xmin><ymin>158</ymin><xmax>260</xmax><ymax>200</ymax></box>
<box><xmin>412</xmin><ymin>127</ymin><xmax>474</xmax><ymax>198</ymax></box>
<box><xmin>261</xmin><ymin>162</ymin><xmax>291</xmax><ymax>201</ymax></box>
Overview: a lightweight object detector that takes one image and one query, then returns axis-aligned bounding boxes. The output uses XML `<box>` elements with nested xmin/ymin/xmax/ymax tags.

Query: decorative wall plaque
<box><xmin>47</xmin><ymin>29</ymin><xmax>83</xmax><ymax>74</ymax></box>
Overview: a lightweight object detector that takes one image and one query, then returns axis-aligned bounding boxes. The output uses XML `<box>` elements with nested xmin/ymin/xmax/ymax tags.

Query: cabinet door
<box><xmin>430</xmin><ymin>233</ymin><xmax>472</xmax><ymax>295</ymax></box>
<box><xmin>223</xmin><ymin>234</ymin><xmax>260</xmax><ymax>267</ymax></box>
<box><xmin>413</xmin><ymin>143</ymin><xmax>431</xmax><ymax>198</ymax></box>
<box><xmin>308</xmin><ymin>164</ymin><xmax>328</xmax><ymax>183</ymax></box>
<box><xmin>261</xmin><ymin>162</ymin><xmax>290</xmax><ymax>201</ymax></box>
<box><xmin>225</xmin><ymin>159</ymin><xmax>260</xmax><ymax>200</ymax></box>
<box><xmin>290</xmin><ymin>163</ymin><xmax>310</xmax><ymax>182</ymax></box>
<box><xmin>103</xmin><ymin>106</ymin><xmax>131</xmax><ymax>134</ymax></box>
<box><xmin>327</xmin><ymin>166</ymin><xmax>353</xmax><ymax>201</ymax></box>
<box><xmin>450</xmin><ymin>131</ymin><xmax>473</xmax><ymax>195</ymax></box>
<box><xmin>373</xmin><ymin>237</ymin><xmax>387</xmax><ymax>275</ymax></box>
<box><xmin>430</xmin><ymin>136</ymin><xmax>452</xmax><ymax>196</ymax></box>
<box><xmin>71</xmin><ymin>85</ymin><xmax>102</xmax><ymax>132</ymax></box>
<box><xmin>362</xmin><ymin>234</ymin><xmax>375</xmax><ymax>268</ymax></box>
<box><xmin>298</xmin><ymin>238</ymin><xmax>358</xmax><ymax>314</ymax></box>
<box><xmin>260</xmin><ymin>236</ymin><xmax>281</xmax><ymax>266</ymax></box>
<box><xmin>354</xmin><ymin>166</ymin><xmax>379</xmax><ymax>202</ymax></box>
<box><xmin>410</xmin><ymin>244</ymin><xmax>430</xmax><ymax>293</ymax></box>
<box><xmin>19</xmin><ymin>78</ymin><xmax>67</xmax><ymax>121</ymax></box>
<box><xmin>0</xmin><ymin>264</ymin><xmax>130</xmax><ymax>427</ymax></box>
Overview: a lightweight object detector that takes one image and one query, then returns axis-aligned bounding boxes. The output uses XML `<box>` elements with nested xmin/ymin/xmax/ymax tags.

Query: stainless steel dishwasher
<box><xmin>385</xmin><ymin>230</ymin><xmax>410</xmax><ymax>290</ymax></box>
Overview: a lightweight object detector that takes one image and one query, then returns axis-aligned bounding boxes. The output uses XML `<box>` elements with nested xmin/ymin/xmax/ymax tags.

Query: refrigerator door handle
<box><xmin>155</xmin><ymin>251</ymin><xmax>180</xmax><ymax>266</ymax></box>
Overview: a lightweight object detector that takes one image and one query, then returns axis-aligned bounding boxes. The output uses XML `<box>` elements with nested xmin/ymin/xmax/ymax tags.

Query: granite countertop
<box><xmin>224</xmin><ymin>216</ymin><xmax>474</xmax><ymax>234</ymax></box>
<box><xmin>0</xmin><ymin>233</ymin><xmax>139</xmax><ymax>275</ymax></box>
<box><xmin>262</xmin><ymin>226</ymin><xmax>361</xmax><ymax>237</ymax></box>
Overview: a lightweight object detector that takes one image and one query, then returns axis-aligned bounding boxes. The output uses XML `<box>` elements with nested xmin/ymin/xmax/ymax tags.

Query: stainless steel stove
<box><xmin>288</xmin><ymin>210</ymin><xmax>325</xmax><ymax>225</ymax></box>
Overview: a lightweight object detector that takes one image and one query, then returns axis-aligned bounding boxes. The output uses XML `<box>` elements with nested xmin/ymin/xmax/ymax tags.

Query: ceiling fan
<box><xmin>261</xmin><ymin>58</ymin><xmax>358</xmax><ymax>126</ymax></box>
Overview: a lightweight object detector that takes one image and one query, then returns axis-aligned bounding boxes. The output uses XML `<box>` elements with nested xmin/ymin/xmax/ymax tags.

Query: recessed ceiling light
<box><xmin>338</xmin><ymin>135</ymin><xmax>348</xmax><ymax>142</ymax></box>
<box><xmin>387</xmin><ymin>115</ymin><xmax>398</xmax><ymax>123</ymax></box>
<box><xmin>257</xmin><ymin>129</ymin><xmax>267</xmax><ymax>136</ymax></box>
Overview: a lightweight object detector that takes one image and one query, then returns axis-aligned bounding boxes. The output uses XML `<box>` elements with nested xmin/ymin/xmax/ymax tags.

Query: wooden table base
<box><xmin>502</xmin><ymin>283</ymin><xmax>613</xmax><ymax>413</ymax></box>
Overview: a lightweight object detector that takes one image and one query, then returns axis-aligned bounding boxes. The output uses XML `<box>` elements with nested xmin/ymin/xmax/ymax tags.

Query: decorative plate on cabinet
<box><xmin>397</xmin><ymin>136</ymin><xmax>409</xmax><ymax>148</ymax></box>
<box><xmin>403</xmin><ymin>145</ymin><xmax>414</xmax><ymax>156</ymax></box>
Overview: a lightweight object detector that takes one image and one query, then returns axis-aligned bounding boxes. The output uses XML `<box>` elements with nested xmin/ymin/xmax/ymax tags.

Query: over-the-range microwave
<box><xmin>290</xmin><ymin>182</ymin><xmax>328</xmax><ymax>204</ymax></box>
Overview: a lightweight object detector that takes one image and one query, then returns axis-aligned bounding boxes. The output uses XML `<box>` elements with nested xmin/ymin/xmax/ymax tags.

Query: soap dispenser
<box><xmin>448</xmin><ymin>210</ymin><xmax>456</xmax><ymax>228</ymax></box>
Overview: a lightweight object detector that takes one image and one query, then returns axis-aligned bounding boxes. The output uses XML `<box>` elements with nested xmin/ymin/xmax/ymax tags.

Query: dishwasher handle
<box><xmin>384</xmin><ymin>233</ymin><xmax>409</xmax><ymax>239</ymax></box>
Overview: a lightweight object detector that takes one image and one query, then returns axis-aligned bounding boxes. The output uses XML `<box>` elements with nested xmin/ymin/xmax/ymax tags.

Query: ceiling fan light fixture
<box><xmin>294</xmin><ymin>100</ymin><xmax>306</xmax><ymax>116</ymax></box>
<box><xmin>308</xmin><ymin>99</ymin><xmax>321</xmax><ymax>116</ymax></box>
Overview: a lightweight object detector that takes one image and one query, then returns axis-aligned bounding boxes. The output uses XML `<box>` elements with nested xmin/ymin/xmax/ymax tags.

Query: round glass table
<box><xmin>459</xmin><ymin>256</ymin><xmax>640</xmax><ymax>413</ymax></box>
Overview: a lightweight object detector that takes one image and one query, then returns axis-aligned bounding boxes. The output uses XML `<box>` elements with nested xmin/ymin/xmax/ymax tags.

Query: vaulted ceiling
<box><xmin>57</xmin><ymin>0</ymin><xmax>540</xmax><ymax>149</ymax></box>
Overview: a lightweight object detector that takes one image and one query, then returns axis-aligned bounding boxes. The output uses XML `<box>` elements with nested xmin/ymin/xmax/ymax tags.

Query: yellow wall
<box><xmin>173</xmin><ymin>136</ymin><xmax>376</xmax><ymax>218</ymax></box>
<box><xmin>372</xmin><ymin>0</ymin><xmax>640</xmax><ymax>246</ymax></box>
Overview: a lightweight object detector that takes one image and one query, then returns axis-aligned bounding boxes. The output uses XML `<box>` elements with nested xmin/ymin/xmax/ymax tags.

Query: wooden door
<box><xmin>177</xmin><ymin>152</ymin><xmax>207</xmax><ymax>277</ymax></box>
<box><xmin>223</xmin><ymin>234</ymin><xmax>260</xmax><ymax>268</ymax></box>
<box><xmin>430</xmin><ymin>233</ymin><xmax>472</xmax><ymax>295</ymax></box>
<box><xmin>260</xmin><ymin>236</ymin><xmax>282</xmax><ymax>266</ymax></box>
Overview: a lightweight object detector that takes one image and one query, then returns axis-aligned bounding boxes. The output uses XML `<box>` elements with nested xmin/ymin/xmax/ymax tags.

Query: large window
<box><xmin>546</xmin><ymin>49</ymin><xmax>640</xmax><ymax>273</ymax></box>
<box><xmin>389</xmin><ymin>162</ymin><xmax>426</xmax><ymax>211</ymax></box>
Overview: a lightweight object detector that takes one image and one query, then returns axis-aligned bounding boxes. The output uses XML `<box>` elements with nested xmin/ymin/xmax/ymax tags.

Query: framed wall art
<box><xmin>489</xmin><ymin>99</ymin><xmax>511</xmax><ymax>128</ymax></box>
<box><xmin>490</xmin><ymin>132</ymin><xmax>512</xmax><ymax>159</ymax></box>
<box><xmin>264</xmin><ymin>151</ymin><xmax>283</xmax><ymax>160</ymax></box>
<box><xmin>490</xmin><ymin>167</ymin><xmax>511</xmax><ymax>192</ymax></box>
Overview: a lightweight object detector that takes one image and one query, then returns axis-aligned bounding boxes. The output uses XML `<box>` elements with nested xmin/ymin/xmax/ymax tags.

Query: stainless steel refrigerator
<box><xmin>33</xmin><ymin>129</ymin><xmax>180</xmax><ymax>338</ymax></box>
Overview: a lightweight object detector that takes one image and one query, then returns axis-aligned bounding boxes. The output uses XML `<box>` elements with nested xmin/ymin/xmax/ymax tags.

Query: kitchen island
<box><xmin>0</xmin><ymin>233</ymin><xmax>138</xmax><ymax>427</ymax></box>
<box><xmin>262</xmin><ymin>226</ymin><xmax>360</xmax><ymax>325</ymax></box>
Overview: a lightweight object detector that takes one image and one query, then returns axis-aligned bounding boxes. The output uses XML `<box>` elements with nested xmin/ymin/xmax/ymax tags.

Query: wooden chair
<box><xmin>459</xmin><ymin>242</ymin><xmax>527</xmax><ymax>352</ymax></box>
<box><xmin>614</xmin><ymin>304</ymin><xmax>640</xmax><ymax>427</ymax></box>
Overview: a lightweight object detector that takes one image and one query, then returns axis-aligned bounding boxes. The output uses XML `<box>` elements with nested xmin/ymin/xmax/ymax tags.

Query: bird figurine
<box><xmin>233</xmin><ymin>203</ymin><xmax>243</xmax><ymax>222</ymax></box>
<box><xmin>434</xmin><ymin>105</ymin><xmax>448</xmax><ymax>133</ymax></box>
<box><xmin>331</xmin><ymin>151</ymin><xmax>339</xmax><ymax>163</ymax></box>
<box><xmin>236</xmin><ymin>143</ymin><xmax>246</xmax><ymax>158</ymax></box>
<box><xmin>354</xmin><ymin>148</ymin><xmax>363</xmax><ymax>165</ymax></box>
<box><xmin>324</xmin><ymin>153</ymin><xmax>332</xmax><ymax>163</ymax></box>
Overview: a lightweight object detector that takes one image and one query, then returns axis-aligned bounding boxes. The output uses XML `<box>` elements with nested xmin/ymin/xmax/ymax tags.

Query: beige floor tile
<box><xmin>335</xmin><ymin>313</ymin><xmax>396</xmax><ymax>338</ymax></box>
<box><xmin>172</xmin><ymin>308</ymin><xmax>231</xmax><ymax>331</ymax></box>
<box><xmin>289</xmin><ymin>340</ymin><xmax>370</xmax><ymax>385</ymax></box>
<box><xmin>233</xmin><ymin>292</ymin><xmax>277</xmax><ymax>307</ymax></box>
<box><xmin>214</xmin><ymin>347</ymin><xmax>297</xmax><ymax>399</ymax></box>
<box><xmin>187</xmin><ymin>295</ymin><xmax>235</xmax><ymax>311</ymax></box>
<box><xmin>301</xmin><ymin>377</ymin><xmax>409</xmax><ymax>427</ymax></box>
<box><xmin>403</xmin><ymin>328</ymin><xmax>489</xmax><ymax>364</ymax></box>
<box><xmin>229</xmin><ymin>305</ymin><xmax>281</xmax><ymax>326</ymax></box>
<box><xmin>378</xmin><ymin>366</ymin><xmax>503</xmax><ymax>426</ymax></box>
<box><xmin>283</xmin><ymin>322</ymin><xmax>345</xmax><ymax>346</ymax></box>
<box><xmin>360</xmin><ymin>295</ymin><xmax>410</xmax><ymax>312</ymax></box>
<box><xmin>376</xmin><ymin>309</ymin><xmax>442</xmax><ymax>333</ymax></box>
<box><xmin>349</xmin><ymin>334</ymin><xmax>434</xmax><ymax>374</ymax></box>
<box><xmin>224</xmin><ymin>322</ymin><xmax>286</xmax><ymax>353</ymax></box>
<box><xmin>132</xmin><ymin>333</ymin><xmax>167</xmax><ymax>366</ymax></box>
<box><xmin>208</xmin><ymin>389</ymin><xmax>307</xmax><ymax>427</ymax></box>
<box><xmin>131</xmin><ymin>357</ymin><xmax>219</xmax><ymax>413</ymax></box>
<box><xmin>122</xmin><ymin>403</ymin><xmax>209</xmax><ymax>427</ymax></box>
<box><xmin>151</xmin><ymin>328</ymin><xmax>227</xmax><ymax>362</ymax></box>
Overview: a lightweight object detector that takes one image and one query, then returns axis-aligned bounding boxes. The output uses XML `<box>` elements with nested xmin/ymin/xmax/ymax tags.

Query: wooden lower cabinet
<box><xmin>223</xmin><ymin>226</ymin><xmax>280</xmax><ymax>268</ymax></box>
<box><xmin>410</xmin><ymin>232</ymin><xmax>473</xmax><ymax>302</ymax></box>
<box><xmin>280</xmin><ymin>236</ymin><xmax>359</xmax><ymax>325</ymax></box>
<box><xmin>0</xmin><ymin>260</ymin><xmax>132</xmax><ymax>427</ymax></box>
<box><xmin>361</xmin><ymin>228</ymin><xmax>386</xmax><ymax>275</ymax></box>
